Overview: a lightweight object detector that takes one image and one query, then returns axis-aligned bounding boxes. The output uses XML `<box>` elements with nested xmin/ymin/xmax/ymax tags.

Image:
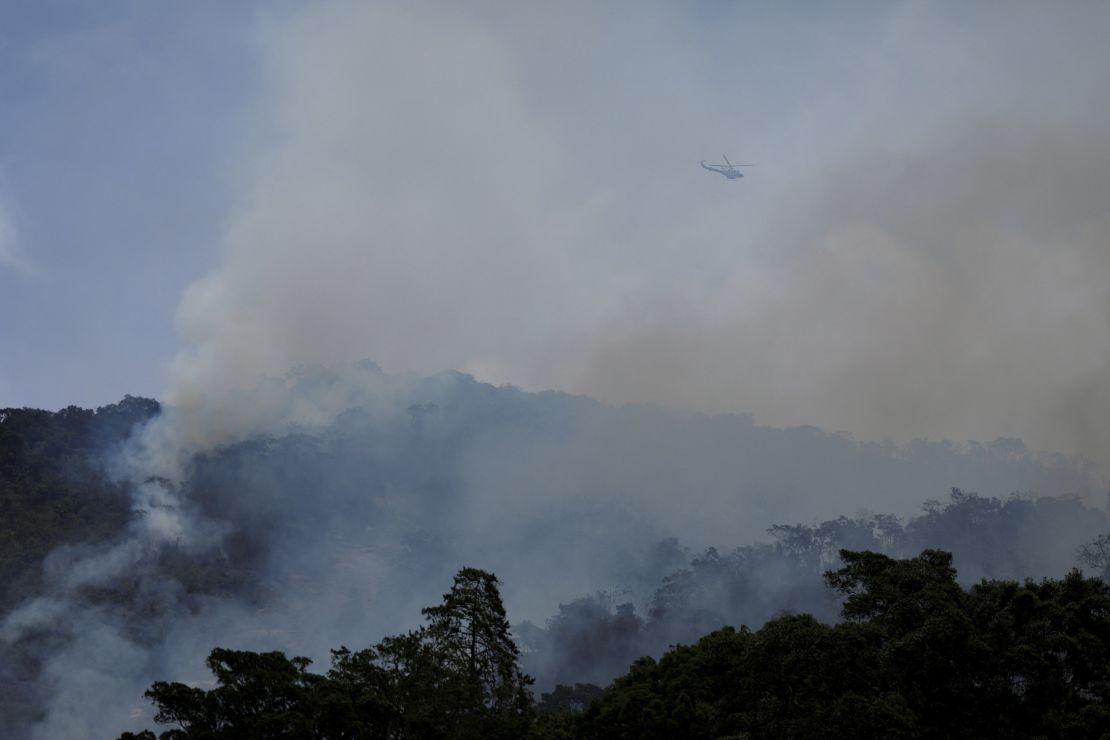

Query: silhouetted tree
<box><xmin>1078</xmin><ymin>532</ymin><xmax>1110</xmax><ymax>580</ymax></box>
<box><xmin>574</xmin><ymin>550</ymin><xmax>1110</xmax><ymax>739</ymax></box>
<box><xmin>417</xmin><ymin>567</ymin><xmax>534</xmax><ymax>738</ymax></box>
<box><xmin>126</xmin><ymin>568</ymin><xmax>533</xmax><ymax>739</ymax></box>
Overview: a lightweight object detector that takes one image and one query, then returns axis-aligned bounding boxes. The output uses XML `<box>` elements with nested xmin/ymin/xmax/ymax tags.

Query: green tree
<box><xmin>143</xmin><ymin>649</ymin><xmax>321</xmax><ymax>738</ymax></box>
<box><xmin>969</xmin><ymin>570</ymin><xmax>1110</xmax><ymax>738</ymax></box>
<box><xmin>824</xmin><ymin>549</ymin><xmax>984</xmax><ymax>735</ymax></box>
<box><xmin>416</xmin><ymin>567</ymin><xmax>534</xmax><ymax>738</ymax></box>
<box><xmin>126</xmin><ymin>568</ymin><xmax>533</xmax><ymax>739</ymax></box>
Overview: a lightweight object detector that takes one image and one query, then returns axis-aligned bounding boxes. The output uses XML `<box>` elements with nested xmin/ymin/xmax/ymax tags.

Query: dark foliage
<box><xmin>1</xmin><ymin>380</ymin><xmax>1107</xmax><ymax>737</ymax></box>
<box><xmin>521</xmin><ymin>488</ymin><xmax>1110</xmax><ymax>690</ymax></box>
<box><xmin>0</xmin><ymin>396</ymin><xmax>159</xmax><ymax>726</ymax></box>
<box><xmin>126</xmin><ymin>554</ymin><xmax>1110</xmax><ymax>738</ymax></box>
<box><xmin>0</xmin><ymin>395</ymin><xmax>159</xmax><ymax>611</ymax></box>
<box><xmin>577</xmin><ymin>550</ymin><xmax>1110</xmax><ymax>739</ymax></box>
<box><xmin>129</xmin><ymin>568</ymin><xmax>533</xmax><ymax>740</ymax></box>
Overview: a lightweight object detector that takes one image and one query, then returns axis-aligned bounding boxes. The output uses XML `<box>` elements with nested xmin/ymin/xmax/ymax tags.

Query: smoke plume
<box><xmin>162</xmin><ymin>1</ymin><xmax>1110</xmax><ymax>468</ymax></box>
<box><xmin>4</xmin><ymin>2</ymin><xmax>1110</xmax><ymax>737</ymax></box>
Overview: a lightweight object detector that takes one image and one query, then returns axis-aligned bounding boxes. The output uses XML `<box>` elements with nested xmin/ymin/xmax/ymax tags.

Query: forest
<box><xmin>2</xmin><ymin>379</ymin><xmax>1108</xmax><ymax>737</ymax></box>
<box><xmin>9</xmin><ymin>0</ymin><xmax>1110</xmax><ymax>736</ymax></box>
<box><xmin>120</xmin><ymin>554</ymin><xmax>1110</xmax><ymax>738</ymax></box>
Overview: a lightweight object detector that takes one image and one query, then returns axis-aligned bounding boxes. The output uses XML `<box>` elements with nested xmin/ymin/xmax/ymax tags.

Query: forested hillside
<box><xmin>1</xmin><ymin>372</ymin><xmax>1107</xmax><ymax>737</ymax></box>
<box><xmin>121</xmin><ymin>553</ymin><xmax>1110</xmax><ymax>739</ymax></box>
<box><xmin>517</xmin><ymin>489</ymin><xmax>1110</xmax><ymax>689</ymax></box>
<box><xmin>0</xmin><ymin>397</ymin><xmax>159</xmax><ymax>728</ymax></box>
<box><xmin>0</xmin><ymin>396</ymin><xmax>159</xmax><ymax>610</ymax></box>
<box><xmin>566</xmin><ymin>550</ymin><xmax>1110</xmax><ymax>739</ymax></box>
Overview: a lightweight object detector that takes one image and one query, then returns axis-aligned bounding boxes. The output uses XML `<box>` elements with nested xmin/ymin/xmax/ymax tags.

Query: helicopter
<box><xmin>699</xmin><ymin>154</ymin><xmax>752</xmax><ymax>180</ymax></box>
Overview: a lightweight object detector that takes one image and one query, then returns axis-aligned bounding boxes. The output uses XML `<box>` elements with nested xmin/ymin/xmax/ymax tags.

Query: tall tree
<box><xmin>126</xmin><ymin>568</ymin><xmax>533</xmax><ymax>739</ymax></box>
<box><xmin>143</xmin><ymin>649</ymin><xmax>321</xmax><ymax>738</ymax></box>
<box><xmin>824</xmin><ymin>549</ymin><xmax>984</xmax><ymax>736</ymax></box>
<box><xmin>418</xmin><ymin>567</ymin><xmax>534</xmax><ymax>738</ymax></box>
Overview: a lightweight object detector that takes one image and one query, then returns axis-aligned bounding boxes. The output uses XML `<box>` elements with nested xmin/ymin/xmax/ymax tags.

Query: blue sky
<box><xmin>0</xmin><ymin>1</ymin><xmax>258</xmax><ymax>407</ymax></box>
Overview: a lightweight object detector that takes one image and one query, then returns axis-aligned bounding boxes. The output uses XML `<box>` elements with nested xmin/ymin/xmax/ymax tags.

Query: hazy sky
<box><xmin>3</xmin><ymin>1</ymin><xmax>1109</xmax><ymax>463</ymax></box>
<box><xmin>0</xmin><ymin>1</ymin><xmax>258</xmax><ymax>407</ymax></box>
<box><xmin>5</xmin><ymin>7</ymin><xmax>1110</xmax><ymax>734</ymax></box>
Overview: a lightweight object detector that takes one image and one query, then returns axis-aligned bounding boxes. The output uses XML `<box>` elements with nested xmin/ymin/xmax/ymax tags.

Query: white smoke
<box><xmin>0</xmin><ymin>195</ymin><xmax>36</xmax><ymax>277</ymax></box>
<box><xmin>159</xmin><ymin>1</ymin><xmax>1110</xmax><ymax>470</ymax></box>
<box><xmin>7</xmin><ymin>2</ymin><xmax>1110</xmax><ymax>736</ymax></box>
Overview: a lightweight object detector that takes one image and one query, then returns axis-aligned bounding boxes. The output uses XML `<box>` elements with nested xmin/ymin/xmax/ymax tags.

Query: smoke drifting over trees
<box><xmin>147</xmin><ymin>1</ymin><xmax>1110</xmax><ymax>469</ymax></box>
<box><xmin>1</xmin><ymin>368</ymin><xmax>1107</xmax><ymax>737</ymax></box>
<box><xmin>3</xmin><ymin>2</ymin><xmax>1110</xmax><ymax>737</ymax></box>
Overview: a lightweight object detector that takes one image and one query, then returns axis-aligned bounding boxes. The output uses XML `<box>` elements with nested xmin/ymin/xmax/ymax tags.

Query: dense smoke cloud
<box><xmin>167</xmin><ymin>3</ymin><xmax>574</xmax><ymax>417</ymax></box>
<box><xmin>5</xmin><ymin>2</ymin><xmax>1110</xmax><ymax>737</ymax></box>
<box><xmin>160</xmin><ymin>1</ymin><xmax>1110</xmax><ymax>470</ymax></box>
<box><xmin>582</xmin><ymin>112</ymin><xmax>1110</xmax><ymax>467</ymax></box>
<box><xmin>7</xmin><ymin>366</ymin><xmax>1103</xmax><ymax>737</ymax></box>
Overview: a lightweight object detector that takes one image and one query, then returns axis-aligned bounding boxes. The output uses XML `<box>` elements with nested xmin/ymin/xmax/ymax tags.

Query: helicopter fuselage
<box><xmin>700</xmin><ymin>160</ymin><xmax>745</xmax><ymax>180</ymax></box>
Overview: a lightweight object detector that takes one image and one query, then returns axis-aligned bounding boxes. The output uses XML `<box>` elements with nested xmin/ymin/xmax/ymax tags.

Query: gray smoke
<box><xmin>160</xmin><ymin>1</ymin><xmax>1110</xmax><ymax>469</ymax></box>
<box><xmin>5</xmin><ymin>365</ymin><xmax>1103</xmax><ymax>737</ymax></box>
<box><xmin>4</xmin><ymin>2</ymin><xmax>1110</xmax><ymax>736</ymax></box>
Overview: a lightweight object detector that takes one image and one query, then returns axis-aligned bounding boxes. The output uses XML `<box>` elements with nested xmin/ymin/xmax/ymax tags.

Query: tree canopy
<box><xmin>128</xmin><ymin>568</ymin><xmax>532</xmax><ymax>740</ymax></box>
<box><xmin>575</xmin><ymin>550</ymin><xmax>1110</xmax><ymax>739</ymax></box>
<box><xmin>124</xmin><ymin>553</ymin><xmax>1110</xmax><ymax>739</ymax></box>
